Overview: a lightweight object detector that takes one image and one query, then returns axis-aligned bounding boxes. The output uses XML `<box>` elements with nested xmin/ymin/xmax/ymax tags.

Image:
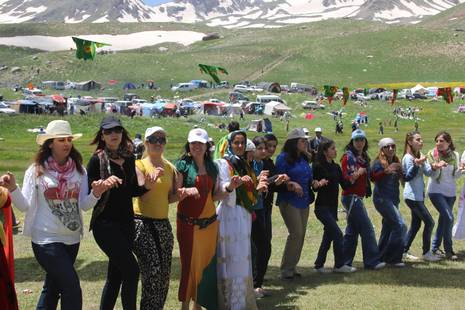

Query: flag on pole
<box><xmin>198</xmin><ymin>64</ymin><xmax>229</xmax><ymax>84</ymax></box>
<box><xmin>437</xmin><ymin>87</ymin><xmax>453</xmax><ymax>103</ymax></box>
<box><xmin>342</xmin><ymin>87</ymin><xmax>349</xmax><ymax>106</ymax></box>
<box><xmin>324</xmin><ymin>85</ymin><xmax>338</xmax><ymax>104</ymax></box>
<box><xmin>391</xmin><ymin>89</ymin><xmax>398</xmax><ymax>105</ymax></box>
<box><xmin>72</xmin><ymin>37</ymin><xmax>110</xmax><ymax>61</ymax></box>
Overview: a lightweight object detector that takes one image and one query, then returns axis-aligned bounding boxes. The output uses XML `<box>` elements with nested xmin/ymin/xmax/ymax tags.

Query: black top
<box><xmin>312</xmin><ymin>160</ymin><xmax>351</xmax><ymax>219</ymax></box>
<box><xmin>87</xmin><ymin>154</ymin><xmax>147</xmax><ymax>225</ymax></box>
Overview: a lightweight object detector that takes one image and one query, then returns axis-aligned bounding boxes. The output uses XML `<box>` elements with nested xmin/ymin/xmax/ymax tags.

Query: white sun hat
<box><xmin>36</xmin><ymin>120</ymin><xmax>82</xmax><ymax>145</ymax></box>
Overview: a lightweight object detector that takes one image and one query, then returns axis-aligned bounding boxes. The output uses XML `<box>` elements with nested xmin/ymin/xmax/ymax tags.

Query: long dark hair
<box><xmin>90</xmin><ymin>127</ymin><xmax>133</xmax><ymax>155</ymax></box>
<box><xmin>282</xmin><ymin>138</ymin><xmax>310</xmax><ymax>164</ymax></box>
<box><xmin>435</xmin><ymin>131</ymin><xmax>455</xmax><ymax>151</ymax></box>
<box><xmin>342</xmin><ymin>138</ymin><xmax>370</xmax><ymax>162</ymax></box>
<box><xmin>180</xmin><ymin>141</ymin><xmax>213</xmax><ymax>162</ymax></box>
<box><xmin>314</xmin><ymin>138</ymin><xmax>335</xmax><ymax>165</ymax></box>
<box><xmin>35</xmin><ymin>139</ymin><xmax>84</xmax><ymax>176</ymax></box>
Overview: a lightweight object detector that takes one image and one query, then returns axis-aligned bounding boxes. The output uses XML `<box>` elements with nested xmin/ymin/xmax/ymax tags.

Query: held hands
<box><xmin>314</xmin><ymin>179</ymin><xmax>329</xmax><ymax>188</ymax></box>
<box><xmin>0</xmin><ymin>172</ymin><xmax>17</xmax><ymax>192</ymax></box>
<box><xmin>287</xmin><ymin>181</ymin><xmax>303</xmax><ymax>197</ymax></box>
<box><xmin>228</xmin><ymin>175</ymin><xmax>243</xmax><ymax>191</ymax></box>
<box><xmin>258</xmin><ymin>170</ymin><xmax>269</xmax><ymax>182</ymax></box>
<box><xmin>241</xmin><ymin>175</ymin><xmax>253</xmax><ymax>186</ymax></box>
<box><xmin>143</xmin><ymin>167</ymin><xmax>164</xmax><ymax>190</ymax></box>
<box><xmin>177</xmin><ymin>187</ymin><xmax>200</xmax><ymax>201</ymax></box>
<box><xmin>256</xmin><ymin>179</ymin><xmax>268</xmax><ymax>193</ymax></box>
<box><xmin>414</xmin><ymin>155</ymin><xmax>427</xmax><ymax>166</ymax></box>
<box><xmin>274</xmin><ymin>174</ymin><xmax>290</xmax><ymax>186</ymax></box>
<box><xmin>431</xmin><ymin>160</ymin><xmax>448</xmax><ymax>170</ymax></box>
<box><xmin>351</xmin><ymin>167</ymin><xmax>366</xmax><ymax>181</ymax></box>
<box><xmin>385</xmin><ymin>163</ymin><xmax>402</xmax><ymax>175</ymax></box>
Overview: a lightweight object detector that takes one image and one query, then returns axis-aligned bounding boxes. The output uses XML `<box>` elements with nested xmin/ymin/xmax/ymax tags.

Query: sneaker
<box><xmin>334</xmin><ymin>265</ymin><xmax>357</xmax><ymax>273</ymax></box>
<box><xmin>314</xmin><ymin>267</ymin><xmax>332</xmax><ymax>274</ymax></box>
<box><xmin>373</xmin><ymin>262</ymin><xmax>386</xmax><ymax>270</ymax></box>
<box><xmin>393</xmin><ymin>262</ymin><xmax>406</xmax><ymax>268</ymax></box>
<box><xmin>254</xmin><ymin>288</ymin><xmax>264</xmax><ymax>299</ymax></box>
<box><xmin>432</xmin><ymin>249</ymin><xmax>446</xmax><ymax>258</ymax></box>
<box><xmin>446</xmin><ymin>252</ymin><xmax>459</xmax><ymax>261</ymax></box>
<box><xmin>255</xmin><ymin>287</ymin><xmax>270</xmax><ymax>297</ymax></box>
<box><xmin>422</xmin><ymin>251</ymin><xmax>442</xmax><ymax>262</ymax></box>
<box><xmin>403</xmin><ymin>252</ymin><xmax>419</xmax><ymax>261</ymax></box>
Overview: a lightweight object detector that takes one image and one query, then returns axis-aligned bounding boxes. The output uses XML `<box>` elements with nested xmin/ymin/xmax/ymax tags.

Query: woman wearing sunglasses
<box><xmin>0</xmin><ymin>120</ymin><xmax>108</xmax><ymax>310</ymax></box>
<box><xmin>176</xmin><ymin>128</ymin><xmax>222</xmax><ymax>310</ymax></box>
<box><xmin>87</xmin><ymin>116</ymin><xmax>151</xmax><ymax>310</ymax></box>
<box><xmin>133</xmin><ymin>126</ymin><xmax>178</xmax><ymax>309</ymax></box>
<box><xmin>371</xmin><ymin>138</ymin><xmax>406</xmax><ymax>267</ymax></box>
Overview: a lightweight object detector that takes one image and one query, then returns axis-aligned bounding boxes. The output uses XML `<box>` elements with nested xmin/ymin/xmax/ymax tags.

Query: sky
<box><xmin>143</xmin><ymin>0</ymin><xmax>171</xmax><ymax>5</ymax></box>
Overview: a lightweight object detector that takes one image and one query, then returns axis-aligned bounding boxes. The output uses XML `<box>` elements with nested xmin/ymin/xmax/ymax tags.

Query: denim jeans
<box><xmin>93</xmin><ymin>219</ymin><xmax>139</xmax><ymax>310</ymax></box>
<box><xmin>404</xmin><ymin>199</ymin><xmax>435</xmax><ymax>255</ymax></box>
<box><xmin>314</xmin><ymin>206</ymin><xmax>344</xmax><ymax>268</ymax></box>
<box><xmin>373</xmin><ymin>197</ymin><xmax>406</xmax><ymax>264</ymax></box>
<box><xmin>31</xmin><ymin>242</ymin><xmax>81</xmax><ymax>310</ymax></box>
<box><xmin>429</xmin><ymin>193</ymin><xmax>456</xmax><ymax>253</ymax></box>
<box><xmin>342</xmin><ymin>195</ymin><xmax>381</xmax><ymax>268</ymax></box>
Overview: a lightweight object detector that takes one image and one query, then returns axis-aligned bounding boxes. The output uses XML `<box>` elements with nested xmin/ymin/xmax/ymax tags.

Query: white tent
<box><xmin>411</xmin><ymin>84</ymin><xmax>427</xmax><ymax>94</ymax></box>
<box><xmin>224</xmin><ymin>103</ymin><xmax>243</xmax><ymax>115</ymax></box>
<box><xmin>264</xmin><ymin>101</ymin><xmax>292</xmax><ymax>115</ymax></box>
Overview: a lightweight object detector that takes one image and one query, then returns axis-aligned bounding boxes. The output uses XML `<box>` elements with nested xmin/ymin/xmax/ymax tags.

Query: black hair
<box><xmin>264</xmin><ymin>133</ymin><xmax>278</xmax><ymax>143</ymax></box>
<box><xmin>314</xmin><ymin>138</ymin><xmax>335</xmax><ymax>165</ymax></box>
<box><xmin>227</xmin><ymin>121</ymin><xmax>240</xmax><ymax>133</ymax></box>
<box><xmin>252</xmin><ymin>136</ymin><xmax>267</xmax><ymax>147</ymax></box>
<box><xmin>282</xmin><ymin>138</ymin><xmax>310</xmax><ymax>164</ymax></box>
<box><xmin>342</xmin><ymin>138</ymin><xmax>370</xmax><ymax>162</ymax></box>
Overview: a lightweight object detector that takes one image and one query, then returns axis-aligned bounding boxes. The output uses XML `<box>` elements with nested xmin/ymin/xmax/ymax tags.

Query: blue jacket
<box><xmin>276</xmin><ymin>152</ymin><xmax>313</xmax><ymax>209</ymax></box>
<box><xmin>402</xmin><ymin>153</ymin><xmax>434</xmax><ymax>201</ymax></box>
<box><xmin>370</xmin><ymin>159</ymin><xmax>400</xmax><ymax>205</ymax></box>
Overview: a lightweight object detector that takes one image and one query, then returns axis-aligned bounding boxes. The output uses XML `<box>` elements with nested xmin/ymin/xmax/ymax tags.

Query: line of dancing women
<box><xmin>1</xmin><ymin>116</ymin><xmax>465</xmax><ymax>310</ymax></box>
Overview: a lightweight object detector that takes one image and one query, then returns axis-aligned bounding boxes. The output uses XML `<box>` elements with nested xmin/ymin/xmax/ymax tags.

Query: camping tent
<box><xmin>411</xmin><ymin>84</ymin><xmax>427</xmax><ymax>95</ymax></box>
<box><xmin>123</xmin><ymin>82</ymin><xmax>136</xmax><ymax>90</ymax></box>
<box><xmin>74</xmin><ymin>80</ymin><xmax>101</xmax><ymax>91</ymax></box>
<box><xmin>203</xmin><ymin>102</ymin><xmax>224</xmax><ymax>115</ymax></box>
<box><xmin>224</xmin><ymin>103</ymin><xmax>243</xmax><ymax>115</ymax></box>
<box><xmin>247</xmin><ymin>118</ymin><xmax>273</xmax><ymax>132</ymax></box>
<box><xmin>264</xmin><ymin>101</ymin><xmax>292</xmax><ymax>116</ymax></box>
<box><xmin>256</xmin><ymin>82</ymin><xmax>281</xmax><ymax>93</ymax></box>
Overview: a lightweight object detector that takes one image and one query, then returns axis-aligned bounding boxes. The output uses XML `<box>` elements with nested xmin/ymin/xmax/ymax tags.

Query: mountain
<box><xmin>0</xmin><ymin>0</ymin><xmax>464</xmax><ymax>27</ymax></box>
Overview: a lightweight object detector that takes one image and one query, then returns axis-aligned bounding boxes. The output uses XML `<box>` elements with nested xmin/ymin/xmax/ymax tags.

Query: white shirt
<box><xmin>10</xmin><ymin>164</ymin><xmax>99</xmax><ymax>244</ymax></box>
<box><xmin>427</xmin><ymin>151</ymin><xmax>464</xmax><ymax>197</ymax></box>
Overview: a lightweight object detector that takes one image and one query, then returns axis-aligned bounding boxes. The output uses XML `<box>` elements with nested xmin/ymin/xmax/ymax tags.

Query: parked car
<box><xmin>233</xmin><ymin>84</ymin><xmax>249</xmax><ymax>93</ymax></box>
<box><xmin>229</xmin><ymin>92</ymin><xmax>249</xmax><ymax>103</ymax></box>
<box><xmin>216</xmin><ymin>81</ymin><xmax>230</xmax><ymax>88</ymax></box>
<box><xmin>0</xmin><ymin>102</ymin><xmax>16</xmax><ymax>114</ymax></box>
<box><xmin>247</xmin><ymin>85</ymin><xmax>264</xmax><ymax>92</ymax></box>
<box><xmin>171</xmin><ymin>83</ymin><xmax>196</xmax><ymax>92</ymax></box>
<box><xmin>407</xmin><ymin>93</ymin><xmax>427</xmax><ymax>100</ymax></box>
<box><xmin>302</xmin><ymin>100</ymin><xmax>325</xmax><ymax>110</ymax></box>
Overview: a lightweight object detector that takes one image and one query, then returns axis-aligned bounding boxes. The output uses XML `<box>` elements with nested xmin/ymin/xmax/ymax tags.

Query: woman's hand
<box><xmin>287</xmin><ymin>181</ymin><xmax>303</xmax><ymax>197</ymax></box>
<box><xmin>91</xmin><ymin>180</ymin><xmax>109</xmax><ymax>198</ymax></box>
<box><xmin>103</xmin><ymin>175</ymin><xmax>123</xmax><ymax>189</ymax></box>
<box><xmin>241</xmin><ymin>175</ymin><xmax>253</xmax><ymax>185</ymax></box>
<box><xmin>274</xmin><ymin>174</ymin><xmax>290</xmax><ymax>186</ymax></box>
<box><xmin>0</xmin><ymin>172</ymin><xmax>17</xmax><ymax>192</ymax></box>
<box><xmin>256</xmin><ymin>180</ymin><xmax>268</xmax><ymax>193</ymax></box>
<box><xmin>414</xmin><ymin>155</ymin><xmax>427</xmax><ymax>166</ymax></box>
<box><xmin>228</xmin><ymin>175</ymin><xmax>242</xmax><ymax>191</ymax></box>
<box><xmin>314</xmin><ymin>179</ymin><xmax>329</xmax><ymax>188</ymax></box>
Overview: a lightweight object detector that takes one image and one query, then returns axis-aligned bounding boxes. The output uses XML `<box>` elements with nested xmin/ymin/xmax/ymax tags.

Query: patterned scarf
<box><xmin>427</xmin><ymin>147</ymin><xmax>457</xmax><ymax>182</ymax></box>
<box><xmin>89</xmin><ymin>150</ymin><xmax>112</xmax><ymax>230</ymax></box>
<box><xmin>45</xmin><ymin>157</ymin><xmax>78</xmax><ymax>200</ymax></box>
<box><xmin>223</xmin><ymin>131</ymin><xmax>258</xmax><ymax>213</ymax></box>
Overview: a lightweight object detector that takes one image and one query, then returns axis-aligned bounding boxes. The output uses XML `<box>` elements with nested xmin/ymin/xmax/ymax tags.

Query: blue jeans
<box><xmin>342</xmin><ymin>195</ymin><xmax>381</xmax><ymax>268</ymax></box>
<box><xmin>314</xmin><ymin>206</ymin><xmax>344</xmax><ymax>268</ymax></box>
<box><xmin>429</xmin><ymin>193</ymin><xmax>456</xmax><ymax>253</ymax></box>
<box><xmin>373</xmin><ymin>196</ymin><xmax>406</xmax><ymax>264</ymax></box>
<box><xmin>93</xmin><ymin>219</ymin><xmax>139</xmax><ymax>310</ymax></box>
<box><xmin>404</xmin><ymin>199</ymin><xmax>435</xmax><ymax>255</ymax></box>
<box><xmin>31</xmin><ymin>242</ymin><xmax>81</xmax><ymax>310</ymax></box>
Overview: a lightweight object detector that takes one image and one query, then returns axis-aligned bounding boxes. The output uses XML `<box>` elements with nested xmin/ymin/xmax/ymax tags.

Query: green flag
<box><xmin>72</xmin><ymin>37</ymin><xmax>110</xmax><ymax>61</ymax></box>
<box><xmin>323</xmin><ymin>85</ymin><xmax>338</xmax><ymax>104</ymax></box>
<box><xmin>198</xmin><ymin>64</ymin><xmax>229</xmax><ymax>84</ymax></box>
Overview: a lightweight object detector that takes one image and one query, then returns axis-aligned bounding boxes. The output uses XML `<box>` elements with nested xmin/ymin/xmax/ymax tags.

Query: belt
<box><xmin>177</xmin><ymin>213</ymin><xmax>217</xmax><ymax>229</ymax></box>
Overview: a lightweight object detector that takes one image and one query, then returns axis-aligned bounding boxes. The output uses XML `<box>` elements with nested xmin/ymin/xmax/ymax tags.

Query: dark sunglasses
<box><xmin>383</xmin><ymin>144</ymin><xmax>396</xmax><ymax>150</ymax></box>
<box><xmin>103</xmin><ymin>127</ymin><xmax>123</xmax><ymax>135</ymax></box>
<box><xmin>147</xmin><ymin>136</ymin><xmax>166</xmax><ymax>145</ymax></box>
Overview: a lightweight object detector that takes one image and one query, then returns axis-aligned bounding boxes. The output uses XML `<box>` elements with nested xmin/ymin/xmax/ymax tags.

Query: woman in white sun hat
<box><xmin>0</xmin><ymin>120</ymin><xmax>109</xmax><ymax>310</ymax></box>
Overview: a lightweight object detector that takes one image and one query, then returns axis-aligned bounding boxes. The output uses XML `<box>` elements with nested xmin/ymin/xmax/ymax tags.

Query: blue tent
<box><xmin>123</xmin><ymin>82</ymin><xmax>136</xmax><ymax>89</ymax></box>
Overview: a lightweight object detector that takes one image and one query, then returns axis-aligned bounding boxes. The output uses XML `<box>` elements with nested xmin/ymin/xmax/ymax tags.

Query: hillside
<box><xmin>420</xmin><ymin>1</ymin><xmax>465</xmax><ymax>29</ymax></box>
<box><xmin>1</xmin><ymin>19</ymin><xmax>465</xmax><ymax>97</ymax></box>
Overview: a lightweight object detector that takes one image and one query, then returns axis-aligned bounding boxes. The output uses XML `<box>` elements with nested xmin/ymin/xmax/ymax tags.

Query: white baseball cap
<box><xmin>144</xmin><ymin>126</ymin><xmax>165</xmax><ymax>140</ymax></box>
<box><xmin>246</xmin><ymin>139</ymin><xmax>256</xmax><ymax>152</ymax></box>
<box><xmin>315</xmin><ymin>127</ymin><xmax>322</xmax><ymax>132</ymax></box>
<box><xmin>188</xmin><ymin>128</ymin><xmax>209</xmax><ymax>144</ymax></box>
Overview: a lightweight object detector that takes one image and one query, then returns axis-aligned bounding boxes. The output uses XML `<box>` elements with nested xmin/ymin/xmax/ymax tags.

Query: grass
<box><xmin>2</xmin><ymin>94</ymin><xmax>465</xmax><ymax>309</ymax></box>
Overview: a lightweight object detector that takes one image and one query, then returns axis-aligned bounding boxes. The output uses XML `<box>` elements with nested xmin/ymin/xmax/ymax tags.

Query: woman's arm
<box><xmin>78</xmin><ymin>168</ymin><xmax>100</xmax><ymax>211</ymax></box>
<box><xmin>403</xmin><ymin>155</ymin><xmax>420</xmax><ymax>182</ymax></box>
<box><xmin>9</xmin><ymin>166</ymin><xmax>35</xmax><ymax>212</ymax></box>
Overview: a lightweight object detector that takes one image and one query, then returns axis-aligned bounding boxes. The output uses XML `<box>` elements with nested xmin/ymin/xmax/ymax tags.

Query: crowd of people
<box><xmin>1</xmin><ymin>116</ymin><xmax>465</xmax><ymax>310</ymax></box>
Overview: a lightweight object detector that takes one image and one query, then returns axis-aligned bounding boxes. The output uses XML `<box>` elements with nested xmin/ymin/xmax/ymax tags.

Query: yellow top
<box><xmin>133</xmin><ymin>157</ymin><xmax>175</xmax><ymax>219</ymax></box>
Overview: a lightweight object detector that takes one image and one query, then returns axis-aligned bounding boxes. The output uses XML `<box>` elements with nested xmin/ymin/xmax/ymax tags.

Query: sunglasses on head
<box><xmin>383</xmin><ymin>144</ymin><xmax>396</xmax><ymax>150</ymax></box>
<box><xmin>103</xmin><ymin>127</ymin><xmax>123</xmax><ymax>135</ymax></box>
<box><xmin>147</xmin><ymin>136</ymin><xmax>166</xmax><ymax>145</ymax></box>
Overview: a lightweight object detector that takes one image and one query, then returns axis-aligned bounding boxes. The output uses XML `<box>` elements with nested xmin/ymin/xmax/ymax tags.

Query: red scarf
<box><xmin>45</xmin><ymin>157</ymin><xmax>77</xmax><ymax>200</ymax></box>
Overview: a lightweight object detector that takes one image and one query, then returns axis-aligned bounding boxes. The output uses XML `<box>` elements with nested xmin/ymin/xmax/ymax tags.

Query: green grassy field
<box><xmin>2</xmin><ymin>94</ymin><xmax>465</xmax><ymax>309</ymax></box>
